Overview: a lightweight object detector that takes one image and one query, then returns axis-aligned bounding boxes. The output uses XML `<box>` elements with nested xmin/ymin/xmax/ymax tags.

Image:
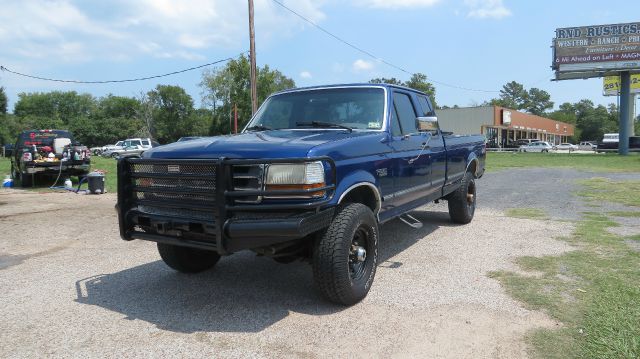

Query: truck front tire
<box><xmin>157</xmin><ymin>243</ymin><xmax>221</xmax><ymax>273</ymax></box>
<box><xmin>447</xmin><ymin>171</ymin><xmax>476</xmax><ymax>224</ymax></box>
<box><xmin>313</xmin><ymin>203</ymin><xmax>378</xmax><ymax>306</ymax></box>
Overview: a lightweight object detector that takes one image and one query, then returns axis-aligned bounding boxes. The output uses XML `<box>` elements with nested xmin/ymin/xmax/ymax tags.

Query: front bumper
<box><xmin>118</xmin><ymin>206</ymin><xmax>335</xmax><ymax>253</ymax></box>
<box><xmin>117</xmin><ymin>157</ymin><xmax>336</xmax><ymax>254</ymax></box>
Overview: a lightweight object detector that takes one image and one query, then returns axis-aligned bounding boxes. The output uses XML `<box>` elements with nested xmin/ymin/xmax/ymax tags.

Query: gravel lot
<box><xmin>0</xmin><ymin>168</ymin><xmax>618</xmax><ymax>358</ymax></box>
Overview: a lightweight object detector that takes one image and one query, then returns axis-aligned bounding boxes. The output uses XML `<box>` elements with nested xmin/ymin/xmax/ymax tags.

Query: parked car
<box><xmin>116</xmin><ymin>83</ymin><xmax>486</xmax><ymax>305</ymax></box>
<box><xmin>96</xmin><ymin>140</ymin><xmax>125</xmax><ymax>155</ymax></box>
<box><xmin>124</xmin><ymin>138</ymin><xmax>154</xmax><ymax>149</ymax></box>
<box><xmin>102</xmin><ymin>138</ymin><xmax>156</xmax><ymax>158</ymax></box>
<box><xmin>514</xmin><ymin>138</ymin><xmax>540</xmax><ymax>147</ymax></box>
<box><xmin>553</xmin><ymin>143</ymin><xmax>578</xmax><ymax>151</ymax></box>
<box><xmin>103</xmin><ymin>145</ymin><xmax>146</xmax><ymax>159</ymax></box>
<box><xmin>519</xmin><ymin>141</ymin><xmax>553</xmax><ymax>152</ymax></box>
<box><xmin>578</xmin><ymin>141</ymin><xmax>597</xmax><ymax>151</ymax></box>
<box><xmin>10</xmin><ymin>129</ymin><xmax>91</xmax><ymax>187</ymax></box>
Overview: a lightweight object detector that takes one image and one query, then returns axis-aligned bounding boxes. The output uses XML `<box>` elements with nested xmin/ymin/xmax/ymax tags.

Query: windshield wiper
<box><xmin>295</xmin><ymin>121</ymin><xmax>353</xmax><ymax>132</ymax></box>
<box><xmin>245</xmin><ymin>125</ymin><xmax>272</xmax><ymax>132</ymax></box>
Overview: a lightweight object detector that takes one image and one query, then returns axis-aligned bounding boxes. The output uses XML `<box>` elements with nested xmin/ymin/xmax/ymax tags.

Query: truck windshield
<box><xmin>246</xmin><ymin>87</ymin><xmax>385</xmax><ymax>131</ymax></box>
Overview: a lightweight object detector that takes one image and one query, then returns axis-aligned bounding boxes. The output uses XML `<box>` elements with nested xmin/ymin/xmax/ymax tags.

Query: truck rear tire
<box><xmin>312</xmin><ymin>203</ymin><xmax>378</xmax><ymax>306</ymax></box>
<box><xmin>157</xmin><ymin>243</ymin><xmax>220</xmax><ymax>273</ymax></box>
<box><xmin>448</xmin><ymin>172</ymin><xmax>476</xmax><ymax>224</ymax></box>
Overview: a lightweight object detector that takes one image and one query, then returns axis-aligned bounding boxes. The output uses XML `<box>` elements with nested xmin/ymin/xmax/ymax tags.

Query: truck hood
<box><xmin>144</xmin><ymin>130</ymin><xmax>382</xmax><ymax>159</ymax></box>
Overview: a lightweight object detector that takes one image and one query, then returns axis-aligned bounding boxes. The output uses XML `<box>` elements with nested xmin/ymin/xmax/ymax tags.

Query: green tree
<box><xmin>77</xmin><ymin>95</ymin><xmax>145</xmax><ymax>146</ymax></box>
<box><xmin>490</xmin><ymin>81</ymin><xmax>528</xmax><ymax>110</ymax></box>
<box><xmin>147</xmin><ymin>85</ymin><xmax>196</xmax><ymax>143</ymax></box>
<box><xmin>200</xmin><ymin>55</ymin><xmax>295</xmax><ymax>135</ymax></box>
<box><xmin>369</xmin><ymin>77</ymin><xmax>403</xmax><ymax>86</ymax></box>
<box><xmin>525</xmin><ymin>88</ymin><xmax>554</xmax><ymax>115</ymax></box>
<box><xmin>0</xmin><ymin>86</ymin><xmax>7</xmax><ymax>114</ymax></box>
<box><xmin>0</xmin><ymin>114</ymin><xmax>22</xmax><ymax>145</ymax></box>
<box><xmin>569</xmin><ymin>99</ymin><xmax>618</xmax><ymax>141</ymax></box>
<box><xmin>14</xmin><ymin>91</ymin><xmax>95</xmax><ymax>123</ymax></box>
<box><xmin>369</xmin><ymin>73</ymin><xmax>437</xmax><ymax>107</ymax></box>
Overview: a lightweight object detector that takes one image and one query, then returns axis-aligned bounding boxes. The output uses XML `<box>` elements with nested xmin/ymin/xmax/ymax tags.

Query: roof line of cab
<box><xmin>271</xmin><ymin>83</ymin><xmax>429</xmax><ymax>97</ymax></box>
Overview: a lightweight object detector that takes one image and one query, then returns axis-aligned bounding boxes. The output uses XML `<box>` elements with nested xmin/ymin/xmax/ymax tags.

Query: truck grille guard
<box><xmin>116</xmin><ymin>157</ymin><xmax>336</xmax><ymax>255</ymax></box>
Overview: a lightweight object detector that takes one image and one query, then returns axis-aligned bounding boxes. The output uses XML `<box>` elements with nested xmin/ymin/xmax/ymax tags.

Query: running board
<box><xmin>399</xmin><ymin>214</ymin><xmax>423</xmax><ymax>229</ymax></box>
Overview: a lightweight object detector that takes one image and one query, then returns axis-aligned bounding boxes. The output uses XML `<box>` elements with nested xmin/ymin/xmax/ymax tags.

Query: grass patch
<box><xmin>505</xmin><ymin>207</ymin><xmax>548</xmax><ymax>220</ymax></box>
<box><xmin>0</xmin><ymin>157</ymin><xmax>10</xmax><ymax>178</ymax></box>
<box><xmin>493</xmin><ymin>183</ymin><xmax>640</xmax><ymax>358</ymax></box>
<box><xmin>608</xmin><ymin>211</ymin><xmax>640</xmax><ymax>218</ymax></box>
<box><xmin>487</xmin><ymin>152</ymin><xmax>640</xmax><ymax>173</ymax></box>
<box><xmin>579</xmin><ymin>178</ymin><xmax>640</xmax><ymax>207</ymax></box>
<box><xmin>0</xmin><ymin>156</ymin><xmax>117</xmax><ymax>193</ymax></box>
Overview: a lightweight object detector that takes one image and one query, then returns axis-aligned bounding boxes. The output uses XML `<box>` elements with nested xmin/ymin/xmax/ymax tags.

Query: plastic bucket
<box><xmin>87</xmin><ymin>172</ymin><xmax>105</xmax><ymax>194</ymax></box>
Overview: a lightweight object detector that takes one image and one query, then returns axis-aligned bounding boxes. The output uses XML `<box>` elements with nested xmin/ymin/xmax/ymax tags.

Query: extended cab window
<box><xmin>393</xmin><ymin>92</ymin><xmax>417</xmax><ymax>135</ymax></box>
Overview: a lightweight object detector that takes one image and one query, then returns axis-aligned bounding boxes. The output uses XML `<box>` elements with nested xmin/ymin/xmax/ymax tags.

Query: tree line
<box><xmin>1</xmin><ymin>60</ymin><xmax>637</xmax><ymax>146</ymax></box>
<box><xmin>0</xmin><ymin>55</ymin><xmax>294</xmax><ymax>147</ymax></box>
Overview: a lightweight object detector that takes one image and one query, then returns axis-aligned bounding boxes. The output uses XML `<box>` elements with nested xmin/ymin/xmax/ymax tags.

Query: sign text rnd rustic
<box><xmin>553</xmin><ymin>22</ymin><xmax>640</xmax><ymax>80</ymax></box>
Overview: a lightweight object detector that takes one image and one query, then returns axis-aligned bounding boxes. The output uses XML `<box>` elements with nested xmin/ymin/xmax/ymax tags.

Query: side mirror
<box><xmin>416</xmin><ymin>116</ymin><xmax>438</xmax><ymax>132</ymax></box>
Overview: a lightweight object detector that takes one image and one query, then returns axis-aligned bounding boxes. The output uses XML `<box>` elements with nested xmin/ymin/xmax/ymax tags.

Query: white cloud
<box><xmin>352</xmin><ymin>59</ymin><xmax>374</xmax><ymax>71</ymax></box>
<box><xmin>0</xmin><ymin>0</ymin><xmax>327</xmax><ymax>63</ymax></box>
<box><xmin>465</xmin><ymin>0</ymin><xmax>511</xmax><ymax>19</ymax></box>
<box><xmin>357</xmin><ymin>0</ymin><xmax>441</xmax><ymax>9</ymax></box>
<box><xmin>300</xmin><ymin>71</ymin><xmax>313</xmax><ymax>79</ymax></box>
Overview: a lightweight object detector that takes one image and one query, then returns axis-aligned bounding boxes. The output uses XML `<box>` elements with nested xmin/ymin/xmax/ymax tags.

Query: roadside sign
<box><xmin>553</xmin><ymin>22</ymin><xmax>640</xmax><ymax>80</ymax></box>
<box><xmin>603</xmin><ymin>74</ymin><xmax>640</xmax><ymax>96</ymax></box>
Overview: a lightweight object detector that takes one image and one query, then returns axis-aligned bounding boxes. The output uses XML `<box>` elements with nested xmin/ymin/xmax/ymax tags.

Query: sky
<box><xmin>0</xmin><ymin>0</ymin><xmax>639</xmax><ymax>113</ymax></box>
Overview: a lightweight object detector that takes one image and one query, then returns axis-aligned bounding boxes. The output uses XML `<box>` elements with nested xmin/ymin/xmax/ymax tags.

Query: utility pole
<box><xmin>248</xmin><ymin>0</ymin><xmax>258</xmax><ymax>115</ymax></box>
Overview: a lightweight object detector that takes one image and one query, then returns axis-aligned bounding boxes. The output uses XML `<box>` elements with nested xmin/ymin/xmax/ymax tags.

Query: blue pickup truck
<box><xmin>117</xmin><ymin>84</ymin><xmax>485</xmax><ymax>305</ymax></box>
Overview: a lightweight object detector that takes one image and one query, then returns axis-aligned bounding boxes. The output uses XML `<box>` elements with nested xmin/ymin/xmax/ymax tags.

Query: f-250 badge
<box><xmin>376</xmin><ymin>168</ymin><xmax>388</xmax><ymax>177</ymax></box>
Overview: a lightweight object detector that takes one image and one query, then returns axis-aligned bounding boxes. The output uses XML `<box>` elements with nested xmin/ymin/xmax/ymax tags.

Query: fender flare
<box><xmin>465</xmin><ymin>153</ymin><xmax>480</xmax><ymax>178</ymax></box>
<box><xmin>334</xmin><ymin>170</ymin><xmax>382</xmax><ymax>214</ymax></box>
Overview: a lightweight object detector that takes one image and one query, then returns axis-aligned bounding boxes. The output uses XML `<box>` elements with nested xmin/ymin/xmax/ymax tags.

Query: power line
<box><xmin>0</xmin><ymin>52</ymin><xmax>247</xmax><ymax>84</ymax></box>
<box><xmin>270</xmin><ymin>0</ymin><xmax>499</xmax><ymax>93</ymax></box>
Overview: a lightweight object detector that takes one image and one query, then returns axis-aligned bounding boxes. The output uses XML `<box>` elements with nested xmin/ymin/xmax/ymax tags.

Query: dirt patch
<box><xmin>0</xmin><ymin>190</ymin><xmax>574</xmax><ymax>358</ymax></box>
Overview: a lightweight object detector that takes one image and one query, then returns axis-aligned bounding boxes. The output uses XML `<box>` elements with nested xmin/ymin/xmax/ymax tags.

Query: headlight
<box><xmin>265</xmin><ymin>161</ymin><xmax>326</xmax><ymax>198</ymax></box>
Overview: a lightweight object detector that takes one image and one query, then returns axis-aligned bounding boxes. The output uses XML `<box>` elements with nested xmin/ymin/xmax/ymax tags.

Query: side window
<box><xmin>417</xmin><ymin>96</ymin><xmax>434</xmax><ymax>116</ymax></box>
<box><xmin>393</xmin><ymin>92</ymin><xmax>417</xmax><ymax>135</ymax></box>
<box><xmin>142</xmin><ymin>140</ymin><xmax>150</xmax><ymax>146</ymax></box>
